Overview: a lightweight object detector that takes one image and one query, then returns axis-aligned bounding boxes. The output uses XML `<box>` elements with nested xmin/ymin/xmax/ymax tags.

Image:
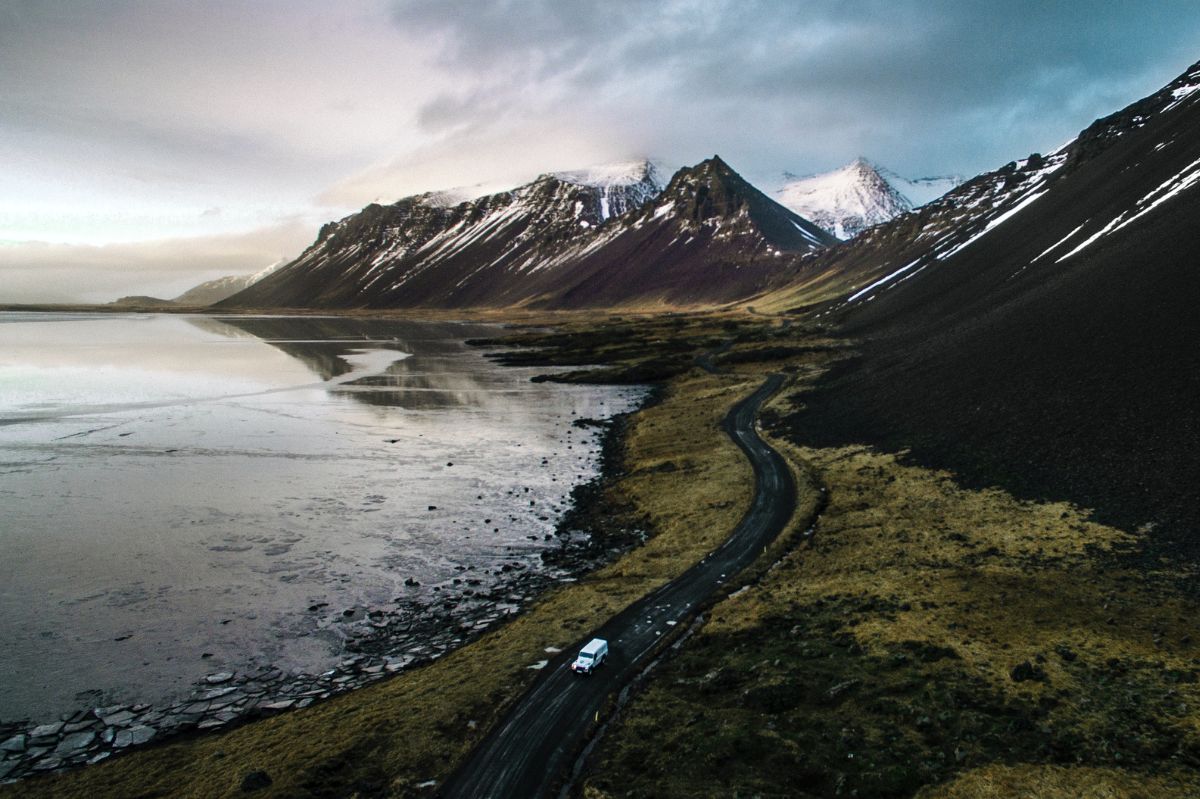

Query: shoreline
<box><xmin>0</xmin><ymin>328</ymin><xmax>654</xmax><ymax>785</ymax></box>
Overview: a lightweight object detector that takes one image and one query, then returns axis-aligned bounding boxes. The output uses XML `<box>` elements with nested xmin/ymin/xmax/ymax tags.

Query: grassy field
<box><xmin>5</xmin><ymin>314</ymin><xmax>832</xmax><ymax>799</ymax></box>
<box><xmin>584</xmin><ymin>412</ymin><xmax>1200</xmax><ymax>797</ymax></box>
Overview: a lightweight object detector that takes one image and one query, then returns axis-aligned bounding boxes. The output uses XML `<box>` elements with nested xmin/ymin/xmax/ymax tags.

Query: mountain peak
<box><xmin>774</xmin><ymin>158</ymin><xmax>965</xmax><ymax>240</ymax></box>
<box><xmin>774</xmin><ymin>159</ymin><xmax>912</xmax><ymax>240</ymax></box>
<box><xmin>645</xmin><ymin>156</ymin><xmax>835</xmax><ymax>251</ymax></box>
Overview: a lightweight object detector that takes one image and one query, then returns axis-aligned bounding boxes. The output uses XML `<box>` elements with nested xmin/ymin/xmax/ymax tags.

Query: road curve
<box><xmin>440</xmin><ymin>374</ymin><xmax>797</xmax><ymax>798</ymax></box>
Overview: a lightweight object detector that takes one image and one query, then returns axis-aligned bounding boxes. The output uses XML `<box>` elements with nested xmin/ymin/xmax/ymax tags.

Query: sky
<box><xmin>3</xmin><ymin>1</ymin><xmax>1200</xmax><ymax>302</ymax></box>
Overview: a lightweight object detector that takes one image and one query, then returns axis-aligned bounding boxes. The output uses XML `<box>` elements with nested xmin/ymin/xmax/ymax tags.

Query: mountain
<box><xmin>222</xmin><ymin>157</ymin><xmax>835</xmax><ymax>310</ymax></box>
<box><xmin>773</xmin><ymin>158</ymin><xmax>960</xmax><ymax>240</ymax></box>
<box><xmin>172</xmin><ymin>260</ymin><xmax>286</xmax><ymax>306</ymax></box>
<box><xmin>774</xmin><ymin>158</ymin><xmax>913</xmax><ymax>239</ymax></box>
<box><xmin>771</xmin><ymin>57</ymin><xmax>1200</xmax><ymax>562</ymax></box>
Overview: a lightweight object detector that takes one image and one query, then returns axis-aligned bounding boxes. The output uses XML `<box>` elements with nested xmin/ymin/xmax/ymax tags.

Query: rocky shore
<box><xmin>0</xmin><ymin>409</ymin><xmax>649</xmax><ymax>785</ymax></box>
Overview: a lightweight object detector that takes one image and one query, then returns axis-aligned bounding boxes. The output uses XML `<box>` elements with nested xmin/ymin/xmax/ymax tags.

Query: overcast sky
<box><xmin>4</xmin><ymin>1</ymin><xmax>1200</xmax><ymax>302</ymax></box>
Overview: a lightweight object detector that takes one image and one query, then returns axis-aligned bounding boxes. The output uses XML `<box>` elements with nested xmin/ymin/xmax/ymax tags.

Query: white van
<box><xmin>570</xmin><ymin>638</ymin><xmax>608</xmax><ymax>675</ymax></box>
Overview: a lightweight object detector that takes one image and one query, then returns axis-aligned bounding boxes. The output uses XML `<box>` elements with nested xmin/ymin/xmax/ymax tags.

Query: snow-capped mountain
<box><xmin>773</xmin><ymin>158</ymin><xmax>961</xmax><ymax>240</ymax></box>
<box><xmin>419</xmin><ymin>159</ymin><xmax>668</xmax><ymax>216</ymax></box>
<box><xmin>222</xmin><ymin>156</ymin><xmax>834</xmax><ymax>310</ymax></box>
<box><xmin>775</xmin><ymin>159</ymin><xmax>912</xmax><ymax>239</ymax></box>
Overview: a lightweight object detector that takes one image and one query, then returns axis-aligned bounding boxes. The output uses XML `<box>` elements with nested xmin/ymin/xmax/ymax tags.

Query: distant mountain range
<box><xmin>171</xmin><ymin>261</ymin><xmax>286</xmax><ymax>306</ymax></box>
<box><xmin>111</xmin><ymin>261</ymin><xmax>285</xmax><ymax>308</ymax></box>
<box><xmin>155</xmin><ymin>159</ymin><xmax>954</xmax><ymax>309</ymax></box>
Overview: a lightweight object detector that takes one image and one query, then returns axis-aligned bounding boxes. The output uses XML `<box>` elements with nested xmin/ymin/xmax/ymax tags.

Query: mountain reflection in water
<box><xmin>194</xmin><ymin>315</ymin><xmax>522</xmax><ymax>411</ymax></box>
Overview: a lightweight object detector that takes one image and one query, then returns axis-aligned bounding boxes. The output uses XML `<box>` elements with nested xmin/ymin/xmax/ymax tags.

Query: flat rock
<box><xmin>29</xmin><ymin>722</ymin><xmax>64</xmax><ymax>739</ymax></box>
<box><xmin>205</xmin><ymin>672</ymin><xmax>235</xmax><ymax>685</ymax></box>
<box><xmin>261</xmin><ymin>699</ymin><xmax>294</xmax><ymax>711</ymax></box>
<box><xmin>113</xmin><ymin>726</ymin><xmax>155</xmax><ymax>748</ymax></box>
<box><xmin>54</xmin><ymin>731</ymin><xmax>95</xmax><ymax>757</ymax></box>
<box><xmin>0</xmin><ymin>734</ymin><xmax>26</xmax><ymax>754</ymax></box>
<box><xmin>202</xmin><ymin>686</ymin><xmax>238</xmax><ymax>700</ymax></box>
<box><xmin>99</xmin><ymin>709</ymin><xmax>136</xmax><ymax>727</ymax></box>
<box><xmin>208</xmin><ymin>695</ymin><xmax>242</xmax><ymax>711</ymax></box>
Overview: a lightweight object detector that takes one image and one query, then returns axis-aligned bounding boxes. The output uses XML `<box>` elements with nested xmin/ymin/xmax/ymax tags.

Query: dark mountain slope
<box><xmin>780</xmin><ymin>58</ymin><xmax>1200</xmax><ymax>562</ymax></box>
<box><xmin>222</xmin><ymin>157</ymin><xmax>833</xmax><ymax>311</ymax></box>
<box><xmin>223</xmin><ymin>165</ymin><xmax>663</xmax><ymax>309</ymax></box>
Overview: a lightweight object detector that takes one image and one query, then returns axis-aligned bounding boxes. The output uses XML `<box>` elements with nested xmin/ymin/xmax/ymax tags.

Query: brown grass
<box><xmin>917</xmin><ymin>764</ymin><xmax>1200</xmax><ymax>799</ymax></box>
<box><xmin>584</xmin><ymin>439</ymin><xmax>1200</xmax><ymax>798</ymax></box>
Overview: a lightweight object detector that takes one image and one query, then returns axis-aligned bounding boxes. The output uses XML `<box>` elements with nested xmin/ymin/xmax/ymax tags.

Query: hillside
<box><xmin>771</xmin><ymin>57</ymin><xmax>1200</xmax><ymax>563</ymax></box>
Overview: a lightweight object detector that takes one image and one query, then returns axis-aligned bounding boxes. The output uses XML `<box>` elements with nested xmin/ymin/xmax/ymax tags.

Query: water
<box><xmin>0</xmin><ymin>312</ymin><xmax>642</xmax><ymax>724</ymax></box>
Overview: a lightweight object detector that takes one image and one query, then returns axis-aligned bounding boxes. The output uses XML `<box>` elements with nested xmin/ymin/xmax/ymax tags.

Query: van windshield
<box><xmin>578</xmin><ymin>654</ymin><xmax>593</xmax><ymax>661</ymax></box>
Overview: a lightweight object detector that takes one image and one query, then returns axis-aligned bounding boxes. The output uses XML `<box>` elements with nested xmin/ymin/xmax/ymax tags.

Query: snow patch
<box><xmin>1057</xmin><ymin>156</ymin><xmax>1200</xmax><ymax>262</ymax></box>
<box><xmin>848</xmin><ymin>258</ymin><xmax>923</xmax><ymax>302</ymax></box>
<box><xmin>1031</xmin><ymin>221</ymin><xmax>1089</xmax><ymax>263</ymax></box>
<box><xmin>937</xmin><ymin>188</ymin><xmax>1048</xmax><ymax>261</ymax></box>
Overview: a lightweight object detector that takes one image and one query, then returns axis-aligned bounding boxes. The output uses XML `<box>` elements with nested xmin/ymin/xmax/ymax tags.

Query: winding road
<box><xmin>440</xmin><ymin>375</ymin><xmax>797</xmax><ymax>798</ymax></box>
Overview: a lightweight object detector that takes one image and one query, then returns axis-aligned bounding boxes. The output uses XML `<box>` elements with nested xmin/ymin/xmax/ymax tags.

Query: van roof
<box><xmin>581</xmin><ymin>638</ymin><xmax>607</xmax><ymax>655</ymax></box>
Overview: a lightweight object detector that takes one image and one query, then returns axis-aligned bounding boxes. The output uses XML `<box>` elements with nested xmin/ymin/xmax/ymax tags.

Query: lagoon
<box><xmin>0</xmin><ymin>313</ymin><xmax>641</xmax><ymax>726</ymax></box>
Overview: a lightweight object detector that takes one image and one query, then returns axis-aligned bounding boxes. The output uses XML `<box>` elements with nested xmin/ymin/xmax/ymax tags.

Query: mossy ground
<box><xmin>584</xmin><ymin>431</ymin><xmax>1200</xmax><ymax>798</ymax></box>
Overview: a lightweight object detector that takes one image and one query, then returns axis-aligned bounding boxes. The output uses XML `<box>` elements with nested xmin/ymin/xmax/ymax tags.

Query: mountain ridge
<box><xmin>222</xmin><ymin>156</ymin><xmax>835</xmax><ymax>310</ymax></box>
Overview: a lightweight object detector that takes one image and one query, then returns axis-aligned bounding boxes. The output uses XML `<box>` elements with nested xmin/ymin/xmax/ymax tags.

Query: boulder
<box><xmin>241</xmin><ymin>770</ymin><xmax>273</xmax><ymax>792</ymax></box>
<box><xmin>1010</xmin><ymin>660</ymin><xmax>1047</xmax><ymax>682</ymax></box>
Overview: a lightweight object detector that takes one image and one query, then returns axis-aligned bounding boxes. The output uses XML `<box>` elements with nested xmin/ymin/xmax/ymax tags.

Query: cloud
<box><xmin>383</xmin><ymin>0</ymin><xmax>1200</xmax><ymax>183</ymax></box>
<box><xmin>4</xmin><ymin>1</ymin><xmax>1200</xmax><ymax>299</ymax></box>
<box><xmin>0</xmin><ymin>220</ymin><xmax>314</xmax><ymax>304</ymax></box>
